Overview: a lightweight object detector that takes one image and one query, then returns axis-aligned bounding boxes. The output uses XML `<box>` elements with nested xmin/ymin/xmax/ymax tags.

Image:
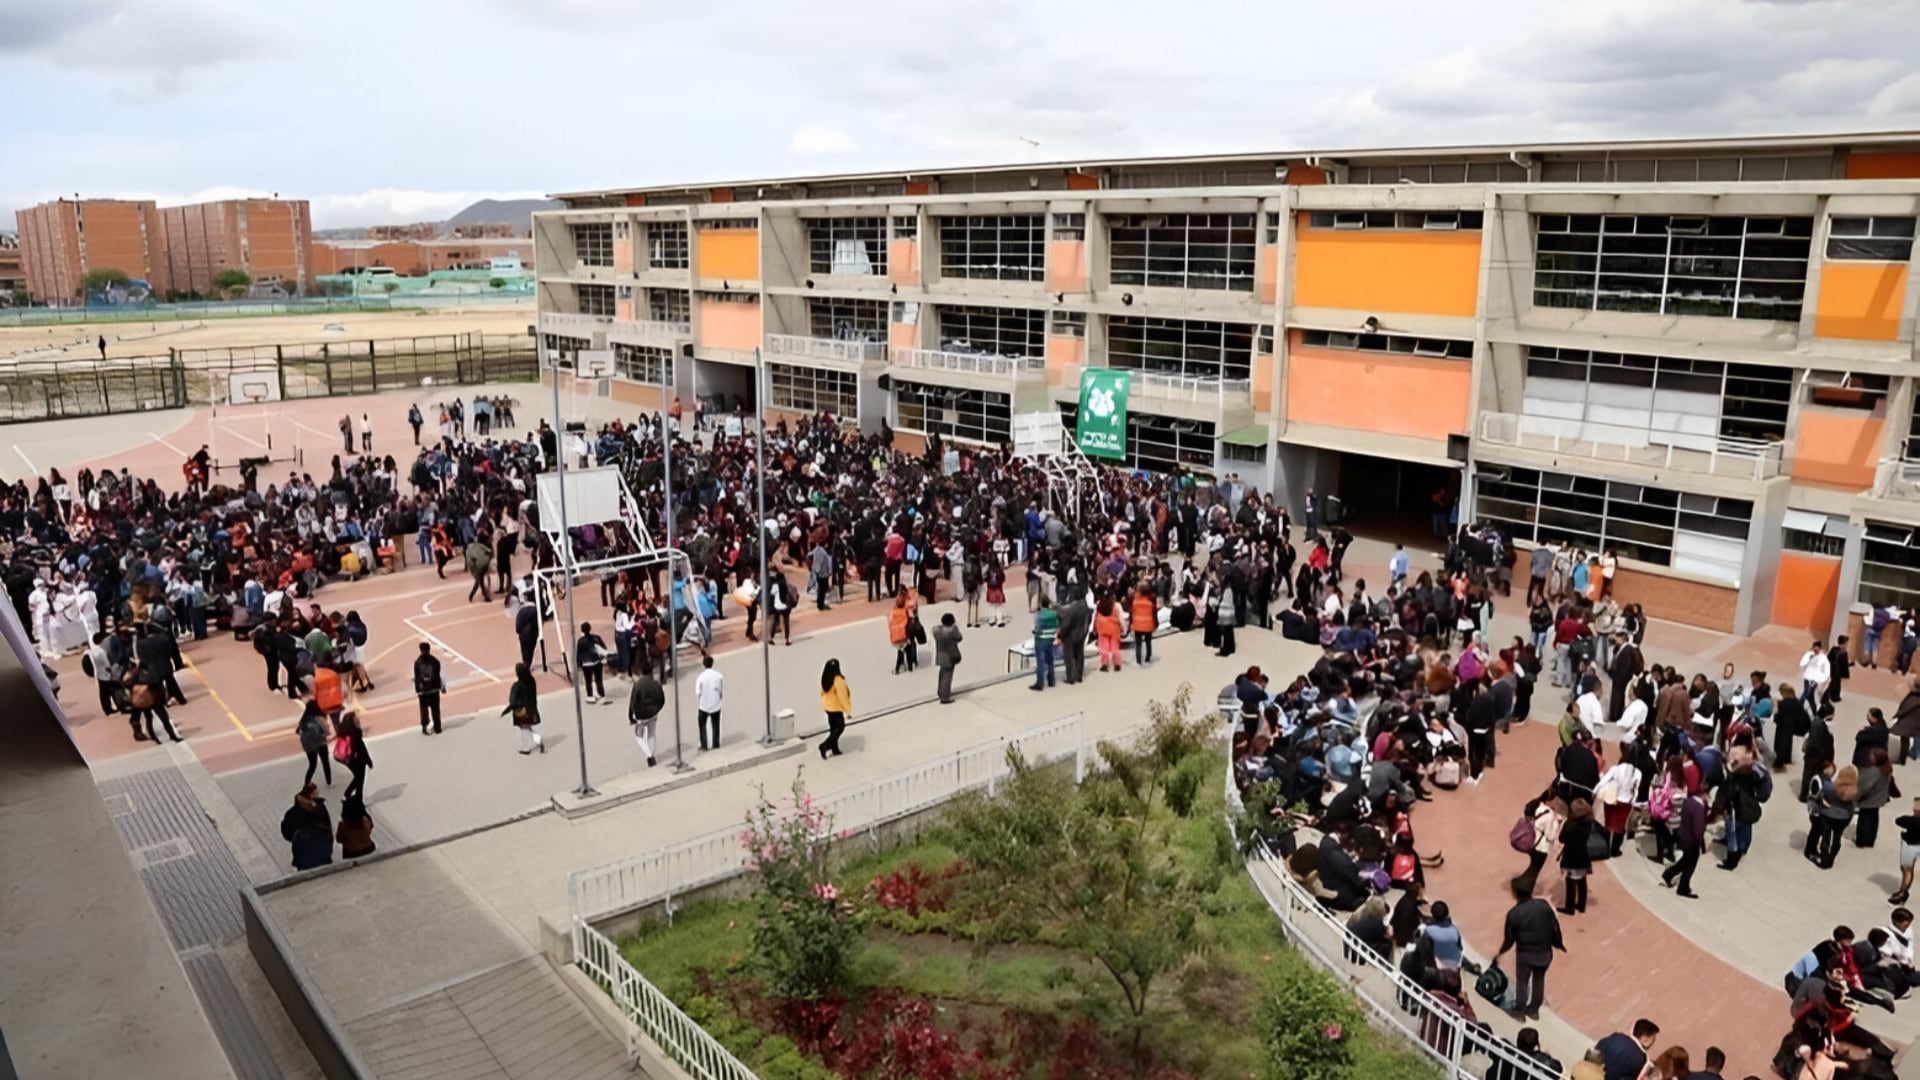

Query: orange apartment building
<box><xmin>313</xmin><ymin>237</ymin><xmax>535</xmax><ymax>275</ymax></box>
<box><xmin>14</xmin><ymin>196</ymin><xmax>314</xmax><ymax>302</ymax></box>
<box><xmin>533</xmin><ymin>132</ymin><xmax>1920</xmax><ymax>641</ymax></box>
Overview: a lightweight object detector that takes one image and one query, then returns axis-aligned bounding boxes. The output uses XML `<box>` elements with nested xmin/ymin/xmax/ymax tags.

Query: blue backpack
<box><xmin>1753</xmin><ymin>764</ymin><xmax>1774</xmax><ymax>804</ymax></box>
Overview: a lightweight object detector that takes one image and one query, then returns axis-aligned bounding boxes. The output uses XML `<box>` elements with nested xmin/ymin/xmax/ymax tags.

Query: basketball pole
<box><xmin>662</xmin><ymin>355</ymin><xmax>691</xmax><ymax>774</ymax></box>
<box><xmin>754</xmin><ymin>348</ymin><xmax>773</xmax><ymax>746</ymax></box>
<box><xmin>551</xmin><ymin>346</ymin><xmax>597</xmax><ymax>798</ymax></box>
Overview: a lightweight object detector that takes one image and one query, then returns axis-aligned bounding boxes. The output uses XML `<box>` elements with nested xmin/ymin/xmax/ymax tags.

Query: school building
<box><xmin>530</xmin><ymin>132</ymin><xmax>1920</xmax><ymax>639</ymax></box>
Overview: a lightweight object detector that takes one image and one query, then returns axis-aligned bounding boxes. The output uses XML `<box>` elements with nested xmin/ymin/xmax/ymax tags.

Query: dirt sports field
<box><xmin>0</xmin><ymin>303</ymin><xmax>536</xmax><ymax>363</ymax></box>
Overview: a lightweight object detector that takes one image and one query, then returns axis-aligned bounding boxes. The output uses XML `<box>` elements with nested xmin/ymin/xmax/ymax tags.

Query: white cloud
<box><xmin>788</xmin><ymin>126</ymin><xmax>859</xmax><ymax>155</ymax></box>
<box><xmin>0</xmin><ymin>0</ymin><xmax>283</xmax><ymax>102</ymax></box>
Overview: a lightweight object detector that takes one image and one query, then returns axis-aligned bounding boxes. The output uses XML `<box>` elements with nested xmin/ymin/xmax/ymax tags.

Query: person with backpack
<box><xmin>296</xmin><ymin>700</ymin><xmax>333</xmax><ymax>786</ymax></box>
<box><xmin>1511</xmin><ymin>794</ymin><xmax>1560</xmax><ymax>896</ymax></box>
<box><xmin>768</xmin><ymin>570</ymin><xmax>795</xmax><ymax>645</ymax></box>
<box><xmin>340</xmin><ymin>611</ymin><xmax>372</xmax><ymax>692</ymax></box>
<box><xmin>333</xmin><ymin>711</ymin><xmax>372</xmax><ymax>800</ymax></box>
<box><xmin>414</xmin><ymin>642</ymin><xmax>444</xmax><ymax>735</ymax></box>
<box><xmin>464</xmin><ymin>534</ymin><xmax>494</xmax><ymax>603</ymax></box>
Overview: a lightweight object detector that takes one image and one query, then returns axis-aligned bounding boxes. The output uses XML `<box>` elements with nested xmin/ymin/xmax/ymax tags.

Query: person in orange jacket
<box><xmin>1094</xmin><ymin>594</ymin><xmax>1124</xmax><ymax>672</ymax></box>
<box><xmin>888</xmin><ymin>593</ymin><xmax>916</xmax><ymax>674</ymax></box>
<box><xmin>1130</xmin><ymin>587</ymin><xmax>1159</xmax><ymax>666</ymax></box>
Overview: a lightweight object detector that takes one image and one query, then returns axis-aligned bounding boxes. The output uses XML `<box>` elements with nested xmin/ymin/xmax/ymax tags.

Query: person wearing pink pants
<box><xmin>1094</xmin><ymin>596</ymin><xmax>1124</xmax><ymax>673</ymax></box>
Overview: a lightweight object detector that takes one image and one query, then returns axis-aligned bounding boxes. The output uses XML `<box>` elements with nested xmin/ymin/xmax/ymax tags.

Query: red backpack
<box><xmin>1508</xmin><ymin>815</ymin><xmax>1536</xmax><ymax>853</ymax></box>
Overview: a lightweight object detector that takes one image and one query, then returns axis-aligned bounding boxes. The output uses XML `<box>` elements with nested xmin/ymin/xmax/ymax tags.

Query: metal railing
<box><xmin>767</xmin><ymin>334</ymin><xmax>886</xmax><ymax>365</ymax></box>
<box><xmin>538</xmin><ymin>311</ymin><xmax>615</xmax><ymax>336</ymax></box>
<box><xmin>1224</xmin><ymin>768</ymin><xmax>1561</xmax><ymax>1080</ymax></box>
<box><xmin>1126</xmin><ymin>369</ymin><xmax>1251</xmax><ymax>403</ymax></box>
<box><xmin>889</xmin><ymin>347</ymin><xmax>1044</xmax><ymax>378</ymax></box>
<box><xmin>1477</xmin><ymin>411</ymin><xmax>1785</xmax><ymax>482</ymax></box>
<box><xmin>1874</xmin><ymin>457</ymin><xmax>1920</xmax><ymax>500</ymax></box>
<box><xmin>575</xmin><ymin>920</ymin><xmax>759</xmax><ymax>1080</ymax></box>
<box><xmin>567</xmin><ymin>713</ymin><xmax>1087</xmax><ymax>926</ymax></box>
<box><xmin>619</xmin><ymin>319</ymin><xmax>693</xmax><ymax>340</ymax></box>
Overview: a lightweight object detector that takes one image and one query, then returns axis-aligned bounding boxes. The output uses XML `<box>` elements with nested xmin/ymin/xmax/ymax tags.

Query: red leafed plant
<box><xmin>831</xmin><ymin>991</ymin><xmax>1013</xmax><ymax>1080</ymax></box>
<box><xmin>868</xmin><ymin>861</ymin><xmax>963</xmax><ymax>916</ymax></box>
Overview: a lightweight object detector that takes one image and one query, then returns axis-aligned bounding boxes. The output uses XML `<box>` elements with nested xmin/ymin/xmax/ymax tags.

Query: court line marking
<box><xmin>364</xmin><ymin>607</ymin><xmax>506</xmax><ymax>668</ymax></box>
<box><xmin>403</xmin><ymin>615</ymin><xmax>502</xmax><ymax>683</ymax></box>
<box><xmin>151</xmin><ymin>431</ymin><xmax>190</xmax><ymax>457</ymax></box>
<box><xmin>12</xmin><ymin>445</ymin><xmax>35</xmax><ymax>475</ymax></box>
<box><xmin>180</xmin><ymin>653</ymin><xmax>254</xmax><ymax>741</ymax></box>
<box><xmin>291</xmin><ymin>419</ymin><xmax>341</xmax><ymax>447</ymax></box>
<box><xmin>213</xmin><ymin>420</ymin><xmax>267</xmax><ymax>449</ymax></box>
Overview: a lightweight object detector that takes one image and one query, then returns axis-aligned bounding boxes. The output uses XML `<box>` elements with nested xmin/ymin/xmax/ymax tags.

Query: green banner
<box><xmin>1076</xmin><ymin>367</ymin><xmax>1130</xmax><ymax>460</ymax></box>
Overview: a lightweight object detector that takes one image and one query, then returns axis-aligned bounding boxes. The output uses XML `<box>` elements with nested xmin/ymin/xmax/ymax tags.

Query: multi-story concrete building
<box><xmin>14</xmin><ymin>196</ymin><xmax>314</xmax><ymax>302</ymax></box>
<box><xmin>532</xmin><ymin>132</ymin><xmax>1920</xmax><ymax>638</ymax></box>
<box><xmin>313</xmin><ymin>237</ymin><xmax>536</xmax><ymax>276</ymax></box>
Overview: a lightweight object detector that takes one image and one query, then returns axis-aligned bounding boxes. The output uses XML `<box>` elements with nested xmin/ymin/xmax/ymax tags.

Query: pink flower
<box><xmin>813</xmin><ymin>882</ymin><xmax>839</xmax><ymax>902</ymax></box>
<box><xmin>1324</xmin><ymin>1023</ymin><xmax>1344</xmax><ymax>1041</ymax></box>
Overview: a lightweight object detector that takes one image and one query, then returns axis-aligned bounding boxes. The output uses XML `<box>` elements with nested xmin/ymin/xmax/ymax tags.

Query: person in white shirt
<box><xmin>694</xmin><ymin>655</ymin><xmax>725</xmax><ymax>751</ymax></box>
<box><xmin>1600</xmin><ymin>549</ymin><xmax>1618</xmax><ymax>598</ymax></box>
<box><xmin>1597</xmin><ymin>749</ymin><xmax>1643</xmax><ymax>857</ymax></box>
<box><xmin>1388</xmin><ymin>545</ymin><xmax>1409</xmax><ymax>590</ymax></box>
<box><xmin>1575</xmin><ymin>686</ymin><xmax>1605</xmax><ymax>740</ymax></box>
<box><xmin>1800</xmin><ymin>640</ymin><xmax>1831</xmax><ymax>702</ymax></box>
<box><xmin>1617</xmin><ymin>691</ymin><xmax>1650</xmax><ymax>747</ymax></box>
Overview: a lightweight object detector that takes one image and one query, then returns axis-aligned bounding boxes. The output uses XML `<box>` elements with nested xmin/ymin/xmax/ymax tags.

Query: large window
<box><xmin>808</xmin><ymin>297</ymin><xmax>888</xmax><ymax>342</ymax></box>
<box><xmin>576</xmin><ymin>283</ymin><xmax>615</xmax><ymax>316</ymax></box>
<box><xmin>1475</xmin><ymin>466</ymin><xmax>1752</xmax><ymax>583</ymax></box>
<box><xmin>1108</xmin><ymin>212</ymin><xmax>1256</xmax><ymax>291</ymax></box>
<box><xmin>1861</xmin><ymin>520</ymin><xmax>1920</xmax><ymax>610</ymax></box>
<box><xmin>1521</xmin><ymin>346</ymin><xmax>1792</xmax><ymax>445</ymax></box>
<box><xmin>807</xmin><ymin>217</ymin><xmax>888</xmax><ymax>276</ymax></box>
<box><xmin>542</xmin><ymin>333</ymin><xmax>589</xmax><ymax>357</ymax></box>
<box><xmin>768</xmin><ymin>362</ymin><xmax>858</xmax><ymax>418</ymax></box>
<box><xmin>647</xmin><ymin>222</ymin><xmax>688</xmax><ymax>269</ymax></box>
<box><xmin>936</xmin><ymin>214</ymin><xmax>1044</xmax><ymax>281</ymax></box>
<box><xmin>1301</xmin><ymin>328</ymin><xmax>1472</xmax><ymax>360</ymax></box>
<box><xmin>1907</xmin><ymin>397</ymin><xmax>1920</xmax><ymax>462</ymax></box>
<box><xmin>1827</xmin><ymin>217</ymin><xmax>1916</xmax><ymax>262</ymax></box>
<box><xmin>571</xmin><ymin>222</ymin><xmax>614</xmax><ymax>267</ymax></box>
<box><xmin>892</xmin><ymin>382</ymin><xmax>1012</xmax><ymax>446</ymax></box>
<box><xmin>936</xmin><ymin>305</ymin><xmax>1044</xmax><ymax>359</ymax></box>
<box><xmin>1106</xmin><ymin>316</ymin><xmax>1252</xmax><ymax>381</ymax></box>
<box><xmin>648</xmin><ymin>289</ymin><xmax>689</xmax><ymax>324</ymax></box>
<box><xmin>1059</xmin><ymin>404</ymin><xmax>1216</xmax><ymax>474</ymax></box>
<box><xmin>612</xmin><ymin>343</ymin><xmax>673</xmax><ymax>384</ymax></box>
<box><xmin>1533</xmin><ymin>214</ymin><xmax>1814</xmax><ymax>321</ymax></box>
<box><xmin>1305</xmin><ymin>210</ymin><xmax>1485</xmax><ymax>231</ymax></box>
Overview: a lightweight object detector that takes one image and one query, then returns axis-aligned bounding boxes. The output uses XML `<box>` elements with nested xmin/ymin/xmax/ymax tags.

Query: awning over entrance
<box><xmin>1278</xmin><ymin>422</ymin><xmax>1462</xmax><ymax>469</ymax></box>
<box><xmin>1221</xmin><ymin>423</ymin><xmax>1270</xmax><ymax>448</ymax></box>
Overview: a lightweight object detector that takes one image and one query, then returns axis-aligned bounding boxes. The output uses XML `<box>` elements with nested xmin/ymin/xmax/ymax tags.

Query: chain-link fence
<box><xmin>0</xmin><ymin>331</ymin><xmax>536</xmax><ymax>423</ymax></box>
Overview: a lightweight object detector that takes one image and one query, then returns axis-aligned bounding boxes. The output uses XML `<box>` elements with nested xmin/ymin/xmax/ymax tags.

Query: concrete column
<box><xmin>1737</xmin><ymin>477</ymin><xmax>1792</xmax><ymax>636</ymax></box>
<box><xmin>1830</xmin><ymin>521</ymin><xmax>1869</xmax><ymax>640</ymax></box>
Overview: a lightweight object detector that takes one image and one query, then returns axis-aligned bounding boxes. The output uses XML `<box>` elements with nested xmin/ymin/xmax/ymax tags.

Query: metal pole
<box><xmin>552</xmin><ymin>356</ymin><xmax>597</xmax><ymax>798</ymax></box>
<box><xmin>663</xmin><ymin>355</ymin><xmax>691</xmax><ymax>773</ymax></box>
<box><xmin>755</xmin><ymin>348</ymin><xmax>774</xmax><ymax>745</ymax></box>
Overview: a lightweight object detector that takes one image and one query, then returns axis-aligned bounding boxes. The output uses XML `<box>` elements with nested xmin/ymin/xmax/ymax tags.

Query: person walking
<box><xmin>1130</xmin><ymin>586</ymin><xmax>1157</xmax><ymax>665</ymax></box>
<box><xmin>130</xmin><ymin>623</ymin><xmax>181</xmax><ymax>743</ymax></box>
<box><xmin>360</xmin><ymin>412</ymin><xmax>373</xmax><ymax>454</ymax></box>
<box><xmin>505</xmin><ymin>663</ymin><xmax>544</xmax><ymax>754</ymax></box>
<box><xmin>296</xmin><ymin>700</ymin><xmax>333</xmax><ymax>786</ymax></box>
<box><xmin>1057</xmin><ymin>589</ymin><xmax>1091</xmax><ymax>684</ymax></box>
<box><xmin>335</xmin><ymin>711</ymin><xmax>372</xmax><ymax>801</ymax></box>
<box><xmin>465</xmin><ymin>535</ymin><xmax>494</xmax><ymax>603</ymax></box>
<box><xmin>1888</xmin><ymin>796</ymin><xmax>1920</xmax><ymax>905</ymax></box>
<box><xmin>1660</xmin><ymin>785</ymin><xmax>1706</xmax><ymax>898</ymax></box>
<box><xmin>414</xmin><ymin>642</ymin><xmax>444</xmax><ymax>734</ymax></box>
<box><xmin>1802</xmin><ymin>640</ymin><xmax>1832</xmax><ymax>704</ymax></box>
<box><xmin>1891</xmin><ymin>675</ymin><xmax>1920</xmax><ymax>765</ymax></box>
<box><xmin>515</xmin><ymin>596</ymin><xmax>540</xmax><ymax>670</ymax></box>
<box><xmin>1093</xmin><ymin>595</ymin><xmax>1123</xmax><ymax>673</ymax></box>
<box><xmin>1857</xmin><ymin>747</ymin><xmax>1895</xmax><ymax>850</ymax></box>
<box><xmin>1558</xmin><ymin>798</ymin><xmax>1596</xmax><ymax>915</ymax></box>
<box><xmin>280</xmin><ymin>784</ymin><xmax>333</xmax><ymax>871</ymax></box>
<box><xmin>694</xmin><ymin>654</ymin><xmax>724</xmax><ymax>751</ymax></box>
<box><xmin>1824</xmin><ymin>635</ymin><xmax>1853</xmax><ymax>707</ymax></box>
<box><xmin>932</xmin><ymin>612</ymin><xmax>963</xmax><ymax>704</ymax></box>
<box><xmin>1776</xmin><ymin>683</ymin><xmax>1809</xmax><ymax>770</ymax></box>
<box><xmin>809</xmin><ymin>537</ymin><xmax>833</xmax><ymax>611</ymax></box>
<box><xmin>627</xmin><ymin>667</ymin><xmax>665</xmax><ymax>768</ymax></box>
<box><xmin>339</xmin><ymin>414</ymin><xmax>354</xmax><ymax>455</ymax></box>
<box><xmin>1805</xmin><ymin>761</ymin><xmax>1854</xmax><ymax>869</ymax></box>
<box><xmin>1030</xmin><ymin>597</ymin><xmax>1059</xmax><ymax>692</ymax></box>
<box><xmin>818</xmin><ymin>659</ymin><xmax>852</xmax><ymax>759</ymax></box>
<box><xmin>1494</xmin><ymin>878</ymin><xmax>1566</xmax><ymax>1021</ymax></box>
<box><xmin>408</xmin><ymin>403</ymin><xmax>423</xmax><ymax>445</ymax></box>
<box><xmin>1599</xmin><ymin>746</ymin><xmax>1642</xmax><ymax>857</ymax></box>
<box><xmin>577</xmin><ymin>622</ymin><xmax>608</xmax><ymax>704</ymax></box>
<box><xmin>889</xmin><ymin>592</ymin><xmax>916</xmax><ymax>674</ymax></box>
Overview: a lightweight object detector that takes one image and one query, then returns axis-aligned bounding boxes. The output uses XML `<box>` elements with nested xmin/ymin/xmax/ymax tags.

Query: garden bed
<box><xmin>615</xmin><ymin>688</ymin><xmax>1435</xmax><ymax>1080</ymax></box>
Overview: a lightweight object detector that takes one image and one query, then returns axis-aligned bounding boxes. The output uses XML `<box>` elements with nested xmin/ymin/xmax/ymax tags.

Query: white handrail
<box><xmin>576</xmin><ymin>920</ymin><xmax>760</xmax><ymax>1080</ymax></box>
<box><xmin>567</xmin><ymin>713</ymin><xmax>1087</xmax><ymax>926</ymax></box>
<box><xmin>889</xmin><ymin>347</ymin><xmax>1044</xmax><ymax>378</ymax></box>
<box><xmin>1476</xmin><ymin>410</ymin><xmax>1785</xmax><ymax>482</ymax></box>
<box><xmin>1126</xmin><ymin>369</ymin><xmax>1250</xmax><ymax>402</ymax></box>
<box><xmin>766</xmin><ymin>334</ymin><xmax>886</xmax><ymax>364</ymax></box>
<box><xmin>1224</xmin><ymin>766</ymin><xmax>1562</xmax><ymax>1080</ymax></box>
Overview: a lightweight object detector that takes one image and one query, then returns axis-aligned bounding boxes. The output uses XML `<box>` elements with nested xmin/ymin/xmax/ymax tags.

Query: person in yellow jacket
<box><xmin>819</xmin><ymin>659</ymin><xmax>852</xmax><ymax>759</ymax></box>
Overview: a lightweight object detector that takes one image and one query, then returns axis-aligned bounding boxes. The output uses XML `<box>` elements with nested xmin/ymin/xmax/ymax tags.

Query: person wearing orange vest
<box><xmin>1130</xmin><ymin>587</ymin><xmax>1159</xmax><ymax>666</ymax></box>
<box><xmin>888</xmin><ymin>593</ymin><xmax>916</xmax><ymax>674</ymax></box>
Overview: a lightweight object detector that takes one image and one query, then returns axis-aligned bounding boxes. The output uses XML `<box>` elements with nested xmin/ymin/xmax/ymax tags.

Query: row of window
<box><xmin>612</xmin><ymin>343</ymin><xmax>673</xmax><ymax>384</ymax></box>
<box><xmin>1299</xmin><ymin>328</ymin><xmax>1473</xmax><ymax>360</ymax></box>
<box><xmin>1475</xmin><ymin>466</ymin><xmax>1753</xmax><ymax>583</ymax></box>
<box><xmin>768</xmin><ymin>362</ymin><xmax>859</xmax><ymax>417</ymax></box>
<box><xmin>1522</xmin><ymin>346</ymin><xmax>1793</xmax><ymax>442</ymax></box>
<box><xmin>1533</xmin><ymin>213</ymin><xmax>1815</xmax><ymax>321</ymax></box>
<box><xmin>1304</xmin><ymin>210</ymin><xmax>1486</xmax><ymax>232</ymax></box>
<box><xmin>1058</xmin><ymin>404</ymin><xmax>1217</xmax><ymax>473</ymax></box>
<box><xmin>892</xmin><ymin>382</ymin><xmax>1013</xmax><ymax>446</ymax></box>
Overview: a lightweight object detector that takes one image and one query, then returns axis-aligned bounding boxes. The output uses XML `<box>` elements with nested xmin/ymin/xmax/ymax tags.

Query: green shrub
<box><xmin>1164</xmin><ymin>754</ymin><xmax>1209</xmax><ymax>818</ymax></box>
<box><xmin>1259</xmin><ymin>961</ymin><xmax>1365</xmax><ymax>1080</ymax></box>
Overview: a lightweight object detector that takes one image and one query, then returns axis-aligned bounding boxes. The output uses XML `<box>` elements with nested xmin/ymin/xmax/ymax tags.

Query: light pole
<box><xmin>754</xmin><ymin>347</ymin><xmax>773</xmax><ymax>744</ymax></box>
<box><xmin>662</xmin><ymin>350</ymin><xmax>691</xmax><ymax>774</ymax></box>
<box><xmin>551</xmin><ymin>348</ymin><xmax>596</xmax><ymax>798</ymax></box>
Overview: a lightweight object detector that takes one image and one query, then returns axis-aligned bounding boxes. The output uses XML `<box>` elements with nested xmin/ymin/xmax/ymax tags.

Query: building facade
<box><xmin>313</xmin><ymin>237</ymin><xmax>536</xmax><ymax>276</ymax></box>
<box><xmin>533</xmin><ymin>133</ymin><xmax>1920</xmax><ymax>638</ymax></box>
<box><xmin>14</xmin><ymin>196</ymin><xmax>314</xmax><ymax>302</ymax></box>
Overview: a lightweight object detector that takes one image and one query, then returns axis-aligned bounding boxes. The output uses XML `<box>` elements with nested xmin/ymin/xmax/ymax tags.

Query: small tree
<box><xmin>738</xmin><ymin>776</ymin><xmax>857</xmax><ymax>1001</ymax></box>
<box><xmin>489</xmin><ymin>276</ymin><xmax>507</xmax><ymax>289</ymax></box>
<box><xmin>1259</xmin><ymin>961</ymin><xmax>1363</xmax><ymax>1080</ymax></box>
<box><xmin>213</xmin><ymin>268</ymin><xmax>252</xmax><ymax>299</ymax></box>
<box><xmin>82</xmin><ymin>267</ymin><xmax>130</xmax><ymax>291</ymax></box>
<box><xmin>381</xmin><ymin>282</ymin><xmax>399</xmax><ymax>294</ymax></box>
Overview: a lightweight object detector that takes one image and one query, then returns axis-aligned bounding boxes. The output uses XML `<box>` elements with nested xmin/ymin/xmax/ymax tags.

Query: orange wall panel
<box><xmin>1284</xmin><ymin>333</ymin><xmax>1470</xmax><ymax>441</ymax></box>
<box><xmin>616</xmin><ymin>298</ymin><xmax>635</xmax><ymax>320</ymax></box>
<box><xmin>695</xmin><ymin>229</ymin><xmax>759</xmax><ymax>281</ymax></box>
<box><xmin>1045</xmin><ymin>335</ymin><xmax>1085</xmax><ymax>388</ymax></box>
<box><xmin>1845</xmin><ymin>152</ymin><xmax>1920</xmax><ymax>179</ymax></box>
<box><xmin>1791</xmin><ymin>410</ymin><xmax>1885</xmax><ymax>489</ymax></box>
<box><xmin>888</xmin><ymin>322</ymin><xmax>918</xmax><ymax>352</ymax></box>
<box><xmin>1046</xmin><ymin>239</ymin><xmax>1086</xmax><ymax>293</ymax></box>
<box><xmin>1771</xmin><ymin>553</ymin><xmax>1842</xmax><ymax>634</ymax></box>
<box><xmin>613</xmin><ymin>231</ymin><xmax>634</xmax><ymax>275</ymax></box>
<box><xmin>1292</xmin><ymin>216</ymin><xmax>1481</xmax><ymax>317</ymax></box>
<box><xmin>698</xmin><ymin>302</ymin><xmax>761</xmax><ymax>351</ymax></box>
<box><xmin>1258</xmin><ymin>246</ymin><xmax>1279</xmax><ymax>305</ymax></box>
<box><xmin>1066</xmin><ymin>172</ymin><xmax>1100</xmax><ymax>191</ymax></box>
<box><xmin>1814</xmin><ymin>262</ymin><xmax>1906</xmax><ymax>341</ymax></box>
<box><xmin>1284</xmin><ymin>166</ymin><xmax>1328</xmax><ymax>185</ymax></box>
<box><xmin>1253</xmin><ymin>351</ymin><xmax>1274</xmax><ymax>413</ymax></box>
<box><xmin>904</xmin><ymin>181</ymin><xmax>932</xmax><ymax>196</ymax></box>
<box><xmin>888</xmin><ymin>239</ymin><xmax>919</xmax><ymax>286</ymax></box>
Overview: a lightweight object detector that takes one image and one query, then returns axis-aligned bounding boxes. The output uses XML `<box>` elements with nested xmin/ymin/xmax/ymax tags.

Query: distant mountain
<box><xmin>443</xmin><ymin>198</ymin><xmax>559</xmax><ymax>234</ymax></box>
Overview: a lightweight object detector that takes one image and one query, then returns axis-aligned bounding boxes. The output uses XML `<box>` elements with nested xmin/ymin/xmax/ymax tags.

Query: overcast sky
<box><xmin>4</xmin><ymin>0</ymin><xmax>1919</xmax><ymax>228</ymax></box>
